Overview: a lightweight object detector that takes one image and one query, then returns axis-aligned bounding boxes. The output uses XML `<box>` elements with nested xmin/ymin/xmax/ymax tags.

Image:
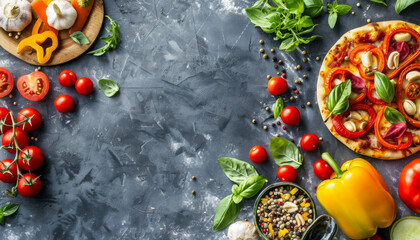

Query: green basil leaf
<box><xmin>384</xmin><ymin>107</ymin><xmax>406</xmax><ymax>124</ymax></box>
<box><xmin>284</xmin><ymin>0</ymin><xmax>305</xmax><ymax>14</ymax></box>
<box><xmin>326</xmin><ymin>80</ymin><xmax>352</xmax><ymax>116</ymax></box>
<box><xmin>213</xmin><ymin>195</ymin><xmax>239</xmax><ymax>231</ymax></box>
<box><xmin>304</xmin><ymin>0</ymin><xmax>324</xmax><ymax>17</ymax></box>
<box><xmin>370</xmin><ymin>0</ymin><xmax>387</xmax><ymax>6</ymax></box>
<box><xmin>0</xmin><ymin>216</ymin><xmax>4</xmax><ymax>226</ymax></box>
<box><xmin>217</xmin><ymin>157</ymin><xmax>259</xmax><ymax>185</ymax></box>
<box><xmin>328</xmin><ymin>12</ymin><xmax>338</xmax><ymax>29</ymax></box>
<box><xmin>274</xmin><ymin>98</ymin><xmax>284</xmax><ymax>119</ymax></box>
<box><xmin>251</xmin><ymin>0</ymin><xmax>266</xmax><ymax>8</ymax></box>
<box><xmin>335</xmin><ymin>4</ymin><xmax>352</xmax><ymax>15</ymax></box>
<box><xmin>0</xmin><ymin>204</ymin><xmax>19</xmax><ymax>217</ymax></box>
<box><xmin>298</xmin><ymin>35</ymin><xmax>321</xmax><ymax>44</ymax></box>
<box><xmin>374</xmin><ymin>72</ymin><xmax>395</xmax><ymax>104</ymax></box>
<box><xmin>232</xmin><ymin>194</ymin><xmax>243</xmax><ymax>204</ymax></box>
<box><xmin>231</xmin><ymin>184</ymin><xmax>240</xmax><ymax>195</ymax></box>
<box><xmin>279</xmin><ymin>37</ymin><xmax>295</xmax><ymax>51</ymax></box>
<box><xmin>70</xmin><ymin>31</ymin><xmax>90</xmax><ymax>45</ymax></box>
<box><xmin>395</xmin><ymin>0</ymin><xmax>420</xmax><ymax>14</ymax></box>
<box><xmin>88</xmin><ymin>15</ymin><xmax>120</xmax><ymax>56</ymax></box>
<box><xmin>245</xmin><ymin>8</ymin><xmax>272</xmax><ymax>29</ymax></box>
<box><xmin>237</xmin><ymin>176</ymin><xmax>266</xmax><ymax>198</ymax></box>
<box><xmin>98</xmin><ymin>79</ymin><xmax>119</xmax><ymax>97</ymax></box>
<box><xmin>270</xmin><ymin>137</ymin><xmax>303</xmax><ymax>169</ymax></box>
<box><xmin>297</xmin><ymin>16</ymin><xmax>314</xmax><ymax>30</ymax></box>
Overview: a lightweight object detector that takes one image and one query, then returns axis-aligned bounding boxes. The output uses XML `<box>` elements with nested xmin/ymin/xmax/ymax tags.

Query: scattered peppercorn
<box><xmin>303</xmin><ymin>58</ymin><xmax>308</xmax><ymax>63</ymax></box>
<box><xmin>265</xmin><ymin>107</ymin><xmax>270</xmax><ymax>111</ymax></box>
<box><xmin>303</xmin><ymin>75</ymin><xmax>308</xmax><ymax>79</ymax></box>
<box><xmin>263</xmin><ymin>54</ymin><xmax>268</xmax><ymax>59</ymax></box>
<box><xmin>277</xmin><ymin>121</ymin><xmax>281</xmax><ymax>125</ymax></box>
<box><xmin>282</xmin><ymin>126</ymin><xmax>286</xmax><ymax>130</ymax></box>
<box><xmin>263</xmin><ymin>126</ymin><xmax>268</xmax><ymax>130</ymax></box>
<box><xmin>259</xmin><ymin>40</ymin><xmax>264</xmax><ymax>44</ymax></box>
<box><xmin>296</xmin><ymin>65</ymin><xmax>301</xmax><ymax>70</ymax></box>
<box><xmin>282</xmin><ymin>69</ymin><xmax>286</xmax><ymax>73</ymax></box>
<box><xmin>316</xmin><ymin>56</ymin><xmax>320</xmax><ymax>61</ymax></box>
<box><xmin>13</xmin><ymin>102</ymin><xmax>17</xmax><ymax>106</ymax></box>
<box><xmin>301</xmin><ymin>105</ymin><xmax>305</xmax><ymax>108</ymax></box>
<box><xmin>270</xmin><ymin>48</ymin><xmax>275</xmax><ymax>53</ymax></box>
<box><xmin>281</xmin><ymin>73</ymin><xmax>286</xmax><ymax>78</ymax></box>
<box><xmin>277</xmin><ymin>72</ymin><xmax>280</xmax><ymax>75</ymax></box>
<box><xmin>267</xmin><ymin>75</ymin><xmax>271</xmax><ymax>79</ymax></box>
<box><xmin>278</xmin><ymin>60</ymin><xmax>283</xmax><ymax>64</ymax></box>
<box><xmin>307</xmin><ymin>102</ymin><xmax>312</xmax><ymax>106</ymax></box>
<box><xmin>367</xmin><ymin>19</ymin><xmax>371</xmax><ymax>23</ymax></box>
<box><xmin>272</xmin><ymin>57</ymin><xmax>277</xmax><ymax>62</ymax></box>
<box><xmin>314</xmin><ymin>186</ymin><xmax>317</xmax><ymax>189</ymax></box>
<box><xmin>252</xmin><ymin>119</ymin><xmax>257</xmax><ymax>124</ymax></box>
<box><xmin>295</xmin><ymin>90</ymin><xmax>299</xmax><ymax>94</ymax></box>
<box><xmin>290</xmin><ymin>96</ymin><xmax>294</xmax><ymax>101</ymax></box>
<box><xmin>351</xmin><ymin>11</ymin><xmax>355</xmax><ymax>15</ymax></box>
<box><xmin>356</xmin><ymin>2</ymin><xmax>361</xmax><ymax>7</ymax></box>
<box><xmin>272</xmin><ymin>123</ymin><xmax>276</xmax><ymax>127</ymax></box>
<box><xmin>295</xmin><ymin>79</ymin><xmax>300</xmax><ymax>84</ymax></box>
<box><xmin>275</xmin><ymin>133</ymin><xmax>279</xmax><ymax>137</ymax></box>
<box><xmin>192</xmin><ymin>176</ymin><xmax>196</xmax><ymax>180</ymax></box>
<box><xmin>319</xmin><ymin>137</ymin><xmax>323</xmax><ymax>141</ymax></box>
<box><xmin>192</xmin><ymin>190</ymin><xmax>196</xmax><ymax>195</ymax></box>
<box><xmin>31</xmin><ymin>136</ymin><xmax>34</xmax><ymax>140</ymax></box>
<box><xmin>306</xmin><ymin>67</ymin><xmax>311</xmax><ymax>71</ymax></box>
<box><xmin>260</xmin><ymin>48</ymin><xmax>265</xmax><ymax>53</ymax></box>
<box><xmin>274</xmin><ymin>64</ymin><xmax>278</xmax><ymax>69</ymax></box>
<box><xmin>34</xmin><ymin>138</ymin><xmax>38</xmax><ymax>142</ymax></box>
<box><xmin>8</xmin><ymin>94</ymin><xmax>12</xmax><ymax>99</ymax></box>
<box><xmin>302</xmin><ymin>50</ymin><xmax>307</xmax><ymax>55</ymax></box>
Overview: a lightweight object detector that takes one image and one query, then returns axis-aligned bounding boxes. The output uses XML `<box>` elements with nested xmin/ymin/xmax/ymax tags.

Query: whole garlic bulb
<box><xmin>228</xmin><ymin>221</ymin><xmax>259</xmax><ymax>240</ymax></box>
<box><xmin>46</xmin><ymin>0</ymin><xmax>77</xmax><ymax>30</ymax></box>
<box><xmin>0</xmin><ymin>0</ymin><xmax>32</xmax><ymax>32</ymax></box>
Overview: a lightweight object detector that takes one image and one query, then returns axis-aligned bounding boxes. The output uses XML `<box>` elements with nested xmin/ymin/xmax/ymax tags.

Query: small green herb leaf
<box><xmin>217</xmin><ymin>158</ymin><xmax>259</xmax><ymax>185</ymax></box>
<box><xmin>370</xmin><ymin>0</ymin><xmax>387</xmax><ymax>6</ymax></box>
<box><xmin>231</xmin><ymin>184</ymin><xmax>240</xmax><ymax>195</ymax></box>
<box><xmin>284</xmin><ymin>0</ymin><xmax>305</xmax><ymax>14</ymax></box>
<box><xmin>328</xmin><ymin>12</ymin><xmax>338</xmax><ymax>29</ymax></box>
<box><xmin>395</xmin><ymin>0</ymin><xmax>420</xmax><ymax>14</ymax></box>
<box><xmin>232</xmin><ymin>194</ymin><xmax>243</xmax><ymax>204</ymax></box>
<box><xmin>245</xmin><ymin>8</ymin><xmax>272</xmax><ymax>29</ymax></box>
<box><xmin>0</xmin><ymin>204</ymin><xmax>19</xmax><ymax>216</ymax></box>
<box><xmin>270</xmin><ymin>137</ymin><xmax>303</xmax><ymax>169</ymax></box>
<box><xmin>304</xmin><ymin>0</ymin><xmax>324</xmax><ymax>17</ymax></box>
<box><xmin>335</xmin><ymin>4</ymin><xmax>352</xmax><ymax>15</ymax></box>
<box><xmin>88</xmin><ymin>15</ymin><xmax>121</xmax><ymax>56</ymax></box>
<box><xmin>384</xmin><ymin>107</ymin><xmax>406</xmax><ymax>124</ymax></box>
<box><xmin>236</xmin><ymin>176</ymin><xmax>266</xmax><ymax>199</ymax></box>
<box><xmin>98</xmin><ymin>79</ymin><xmax>119</xmax><ymax>97</ymax></box>
<box><xmin>70</xmin><ymin>31</ymin><xmax>90</xmax><ymax>45</ymax></box>
<box><xmin>0</xmin><ymin>216</ymin><xmax>4</xmax><ymax>226</ymax></box>
<box><xmin>213</xmin><ymin>195</ymin><xmax>239</xmax><ymax>231</ymax></box>
<box><xmin>274</xmin><ymin>98</ymin><xmax>284</xmax><ymax>119</ymax></box>
<box><xmin>374</xmin><ymin>72</ymin><xmax>395</xmax><ymax>104</ymax></box>
<box><xmin>326</xmin><ymin>80</ymin><xmax>352</xmax><ymax>116</ymax></box>
<box><xmin>251</xmin><ymin>0</ymin><xmax>265</xmax><ymax>8</ymax></box>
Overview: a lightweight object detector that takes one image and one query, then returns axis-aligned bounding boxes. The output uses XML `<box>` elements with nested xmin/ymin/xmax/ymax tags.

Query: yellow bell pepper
<box><xmin>17</xmin><ymin>31</ymin><xmax>58</xmax><ymax>64</ymax></box>
<box><xmin>317</xmin><ymin>153</ymin><xmax>396</xmax><ymax>240</ymax></box>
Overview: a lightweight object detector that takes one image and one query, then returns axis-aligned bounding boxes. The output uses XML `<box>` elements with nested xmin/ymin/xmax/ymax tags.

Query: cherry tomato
<box><xmin>268</xmin><ymin>77</ymin><xmax>288</xmax><ymax>95</ymax></box>
<box><xmin>367</xmin><ymin>234</ymin><xmax>382</xmax><ymax>240</ymax></box>
<box><xmin>313</xmin><ymin>160</ymin><xmax>334</xmax><ymax>180</ymax></box>
<box><xmin>18</xmin><ymin>173</ymin><xmax>42</xmax><ymax>197</ymax></box>
<box><xmin>54</xmin><ymin>95</ymin><xmax>75</xmax><ymax>113</ymax></box>
<box><xmin>17</xmin><ymin>71</ymin><xmax>49</xmax><ymax>101</ymax></box>
<box><xmin>405</xmin><ymin>82</ymin><xmax>420</xmax><ymax>100</ymax></box>
<box><xmin>0</xmin><ymin>159</ymin><xmax>17</xmax><ymax>183</ymax></box>
<box><xmin>249</xmin><ymin>145</ymin><xmax>267</xmax><ymax>163</ymax></box>
<box><xmin>58</xmin><ymin>70</ymin><xmax>77</xmax><ymax>87</ymax></box>
<box><xmin>16</xmin><ymin>107</ymin><xmax>42</xmax><ymax>131</ymax></box>
<box><xmin>75</xmin><ymin>77</ymin><xmax>94</xmax><ymax>95</ymax></box>
<box><xmin>0</xmin><ymin>68</ymin><xmax>14</xmax><ymax>98</ymax></box>
<box><xmin>300</xmin><ymin>133</ymin><xmax>319</xmax><ymax>152</ymax></box>
<box><xmin>2</xmin><ymin>128</ymin><xmax>29</xmax><ymax>154</ymax></box>
<box><xmin>277</xmin><ymin>165</ymin><xmax>297</xmax><ymax>182</ymax></box>
<box><xmin>0</xmin><ymin>107</ymin><xmax>12</xmax><ymax>134</ymax></box>
<box><xmin>18</xmin><ymin>146</ymin><xmax>44</xmax><ymax>171</ymax></box>
<box><xmin>281</xmin><ymin>106</ymin><xmax>300</xmax><ymax>126</ymax></box>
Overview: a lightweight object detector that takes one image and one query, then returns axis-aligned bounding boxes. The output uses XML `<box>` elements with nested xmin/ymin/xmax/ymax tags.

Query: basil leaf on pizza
<box><xmin>374</xmin><ymin>72</ymin><xmax>395</xmax><ymax>105</ymax></box>
<box><xmin>326</xmin><ymin>80</ymin><xmax>352</xmax><ymax>116</ymax></box>
<box><xmin>384</xmin><ymin>107</ymin><xmax>406</xmax><ymax>124</ymax></box>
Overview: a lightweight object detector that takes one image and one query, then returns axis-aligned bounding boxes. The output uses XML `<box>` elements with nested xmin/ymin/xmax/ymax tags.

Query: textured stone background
<box><xmin>0</xmin><ymin>0</ymin><xmax>419</xmax><ymax>239</ymax></box>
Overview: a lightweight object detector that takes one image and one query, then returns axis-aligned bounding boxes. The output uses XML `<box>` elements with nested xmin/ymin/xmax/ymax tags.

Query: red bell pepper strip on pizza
<box><xmin>332</xmin><ymin>104</ymin><xmax>376</xmax><ymax>139</ymax></box>
<box><xmin>349</xmin><ymin>44</ymin><xmax>385</xmax><ymax>81</ymax></box>
<box><xmin>367</xmin><ymin>82</ymin><xmax>388</xmax><ymax>105</ymax></box>
<box><xmin>397</xmin><ymin>63</ymin><xmax>420</xmax><ymax>128</ymax></box>
<box><xmin>69</xmin><ymin>0</ymin><xmax>95</xmax><ymax>35</ymax></box>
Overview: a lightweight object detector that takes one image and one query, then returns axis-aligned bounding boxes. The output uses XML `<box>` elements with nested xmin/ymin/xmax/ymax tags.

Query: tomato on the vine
<box><xmin>19</xmin><ymin>146</ymin><xmax>44</xmax><ymax>171</ymax></box>
<box><xmin>18</xmin><ymin>173</ymin><xmax>42</xmax><ymax>197</ymax></box>
<box><xmin>58</xmin><ymin>70</ymin><xmax>77</xmax><ymax>87</ymax></box>
<box><xmin>281</xmin><ymin>106</ymin><xmax>300</xmax><ymax>126</ymax></box>
<box><xmin>268</xmin><ymin>77</ymin><xmax>288</xmax><ymax>95</ymax></box>
<box><xmin>0</xmin><ymin>159</ymin><xmax>17</xmax><ymax>183</ymax></box>
<box><xmin>249</xmin><ymin>145</ymin><xmax>267</xmax><ymax>163</ymax></box>
<box><xmin>0</xmin><ymin>107</ymin><xmax>12</xmax><ymax>134</ymax></box>
<box><xmin>2</xmin><ymin>128</ymin><xmax>29</xmax><ymax>154</ymax></box>
<box><xmin>17</xmin><ymin>107</ymin><xmax>42</xmax><ymax>131</ymax></box>
<box><xmin>313</xmin><ymin>160</ymin><xmax>334</xmax><ymax>180</ymax></box>
<box><xmin>75</xmin><ymin>77</ymin><xmax>94</xmax><ymax>95</ymax></box>
<box><xmin>0</xmin><ymin>68</ymin><xmax>14</xmax><ymax>98</ymax></box>
<box><xmin>54</xmin><ymin>95</ymin><xmax>75</xmax><ymax>113</ymax></box>
<box><xmin>277</xmin><ymin>165</ymin><xmax>297</xmax><ymax>182</ymax></box>
<box><xmin>17</xmin><ymin>71</ymin><xmax>50</xmax><ymax>101</ymax></box>
<box><xmin>300</xmin><ymin>133</ymin><xmax>319</xmax><ymax>152</ymax></box>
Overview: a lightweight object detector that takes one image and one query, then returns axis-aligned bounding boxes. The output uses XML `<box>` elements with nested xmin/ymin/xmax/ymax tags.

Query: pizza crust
<box><xmin>317</xmin><ymin>20</ymin><xmax>420</xmax><ymax>160</ymax></box>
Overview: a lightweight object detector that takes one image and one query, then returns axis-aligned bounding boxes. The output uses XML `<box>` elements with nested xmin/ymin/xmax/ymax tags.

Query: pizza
<box><xmin>317</xmin><ymin>20</ymin><xmax>420</xmax><ymax>160</ymax></box>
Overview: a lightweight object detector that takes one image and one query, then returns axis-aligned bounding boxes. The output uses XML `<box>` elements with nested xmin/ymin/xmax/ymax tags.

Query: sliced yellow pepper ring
<box><xmin>17</xmin><ymin>31</ymin><xmax>58</xmax><ymax>64</ymax></box>
<box><xmin>32</xmin><ymin>18</ymin><xmax>44</xmax><ymax>36</ymax></box>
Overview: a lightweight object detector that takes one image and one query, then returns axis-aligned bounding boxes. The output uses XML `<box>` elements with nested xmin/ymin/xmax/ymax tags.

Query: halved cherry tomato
<box><xmin>17</xmin><ymin>107</ymin><xmax>42</xmax><ymax>131</ymax></box>
<box><xmin>17</xmin><ymin>71</ymin><xmax>49</xmax><ymax>101</ymax></box>
<box><xmin>349</xmin><ymin>45</ymin><xmax>385</xmax><ymax>81</ymax></box>
<box><xmin>249</xmin><ymin>145</ymin><xmax>267</xmax><ymax>163</ymax></box>
<box><xmin>2</xmin><ymin>128</ymin><xmax>29</xmax><ymax>154</ymax></box>
<box><xmin>333</xmin><ymin>104</ymin><xmax>376</xmax><ymax>139</ymax></box>
<box><xmin>0</xmin><ymin>68</ymin><xmax>13</xmax><ymax>98</ymax></box>
<box><xmin>58</xmin><ymin>70</ymin><xmax>77</xmax><ymax>87</ymax></box>
<box><xmin>313</xmin><ymin>160</ymin><xmax>334</xmax><ymax>180</ymax></box>
<box><xmin>405</xmin><ymin>82</ymin><xmax>420</xmax><ymax>100</ymax></box>
<box><xmin>268</xmin><ymin>77</ymin><xmax>288</xmax><ymax>95</ymax></box>
<box><xmin>54</xmin><ymin>95</ymin><xmax>75</xmax><ymax>113</ymax></box>
<box><xmin>281</xmin><ymin>106</ymin><xmax>300</xmax><ymax>126</ymax></box>
<box><xmin>324</xmin><ymin>67</ymin><xmax>366</xmax><ymax>105</ymax></box>
<box><xmin>277</xmin><ymin>165</ymin><xmax>297</xmax><ymax>182</ymax></box>
<box><xmin>75</xmin><ymin>77</ymin><xmax>94</xmax><ymax>95</ymax></box>
<box><xmin>367</xmin><ymin>82</ymin><xmax>388</xmax><ymax>105</ymax></box>
<box><xmin>397</xmin><ymin>63</ymin><xmax>420</xmax><ymax>127</ymax></box>
<box><xmin>19</xmin><ymin>146</ymin><xmax>44</xmax><ymax>171</ymax></box>
<box><xmin>300</xmin><ymin>133</ymin><xmax>319</xmax><ymax>152</ymax></box>
<box><xmin>0</xmin><ymin>107</ymin><xmax>12</xmax><ymax>134</ymax></box>
<box><xmin>0</xmin><ymin>159</ymin><xmax>17</xmax><ymax>183</ymax></box>
<box><xmin>18</xmin><ymin>173</ymin><xmax>42</xmax><ymax>197</ymax></box>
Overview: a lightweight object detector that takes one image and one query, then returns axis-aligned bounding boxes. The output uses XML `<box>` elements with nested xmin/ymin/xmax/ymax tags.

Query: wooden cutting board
<box><xmin>0</xmin><ymin>0</ymin><xmax>104</xmax><ymax>66</ymax></box>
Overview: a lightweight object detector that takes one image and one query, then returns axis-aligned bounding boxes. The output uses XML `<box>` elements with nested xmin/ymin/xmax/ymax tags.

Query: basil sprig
<box><xmin>384</xmin><ymin>107</ymin><xmax>406</xmax><ymax>124</ymax></box>
<box><xmin>213</xmin><ymin>195</ymin><xmax>239</xmax><ymax>231</ymax></box>
<box><xmin>327</xmin><ymin>0</ymin><xmax>352</xmax><ymax>29</ymax></box>
<box><xmin>274</xmin><ymin>98</ymin><xmax>284</xmax><ymax>119</ymax></box>
<box><xmin>395</xmin><ymin>0</ymin><xmax>420</xmax><ymax>14</ymax></box>
<box><xmin>0</xmin><ymin>203</ymin><xmax>19</xmax><ymax>225</ymax></box>
<box><xmin>326</xmin><ymin>80</ymin><xmax>352</xmax><ymax>117</ymax></box>
<box><xmin>217</xmin><ymin>157</ymin><xmax>258</xmax><ymax>185</ymax></box>
<box><xmin>374</xmin><ymin>72</ymin><xmax>395</xmax><ymax>105</ymax></box>
<box><xmin>270</xmin><ymin>137</ymin><xmax>303</xmax><ymax>169</ymax></box>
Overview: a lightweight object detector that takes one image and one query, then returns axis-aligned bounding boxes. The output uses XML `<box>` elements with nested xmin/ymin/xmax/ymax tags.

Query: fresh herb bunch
<box><xmin>246</xmin><ymin>0</ymin><xmax>322</xmax><ymax>52</ymax></box>
<box><xmin>88</xmin><ymin>15</ymin><xmax>121</xmax><ymax>56</ymax></box>
<box><xmin>327</xmin><ymin>0</ymin><xmax>352</xmax><ymax>29</ymax></box>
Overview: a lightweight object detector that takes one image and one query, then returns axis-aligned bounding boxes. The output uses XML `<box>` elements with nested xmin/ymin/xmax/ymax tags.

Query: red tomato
<box><xmin>18</xmin><ymin>173</ymin><xmax>42</xmax><ymax>197</ymax></box>
<box><xmin>0</xmin><ymin>68</ymin><xmax>14</xmax><ymax>98</ymax></box>
<box><xmin>249</xmin><ymin>145</ymin><xmax>267</xmax><ymax>163</ymax></box>
<box><xmin>281</xmin><ymin>106</ymin><xmax>300</xmax><ymax>126</ymax></box>
<box><xmin>16</xmin><ymin>107</ymin><xmax>42</xmax><ymax>131</ymax></box>
<box><xmin>0</xmin><ymin>107</ymin><xmax>12</xmax><ymax>134</ymax></box>
<box><xmin>366</xmin><ymin>234</ymin><xmax>382</xmax><ymax>240</ymax></box>
<box><xmin>2</xmin><ymin>128</ymin><xmax>29</xmax><ymax>154</ymax></box>
<box><xmin>313</xmin><ymin>160</ymin><xmax>334</xmax><ymax>180</ymax></box>
<box><xmin>300</xmin><ymin>133</ymin><xmax>319</xmax><ymax>152</ymax></box>
<box><xmin>0</xmin><ymin>159</ymin><xmax>17</xmax><ymax>183</ymax></box>
<box><xmin>75</xmin><ymin>77</ymin><xmax>94</xmax><ymax>95</ymax></box>
<box><xmin>399</xmin><ymin>158</ymin><xmax>420</xmax><ymax>213</ymax></box>
<box><xmin>277</xmin><ymin>165</ymin><xmax>297</xmax><ymax>182</ymax></box>
<box><xmin>54</xmin><ymin>95</ymin><xmax>75</xmax><ymax>113</ymax></box>
<box><xmin>58</xmin><ymin>70</ymin><xmax>77</xmax><ymax>87</ymax></box>
<box><xmin>268</xmin><ymin>77</ymin><xmax>288</xmax><ymax>95</ymax></box>
<box><xmin>18</xmin><ymin>146</ymin><xmax>44</xmax><ymax>171</ymax></box>
<box><xmin>17</xmin><ymin>71</ymin><xmax>49</xmax><ymax>101</ymax></box>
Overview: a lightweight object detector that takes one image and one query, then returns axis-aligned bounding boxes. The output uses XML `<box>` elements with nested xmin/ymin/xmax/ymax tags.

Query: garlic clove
<box><xmin>283</xmin><ymin>202</ymin><xmax>299</xmax><ymax>213</ymax></box>
<box><xmin>387</xmin><ymin>51</ymin><xmax>400</xmax><ymax>70</ymax></box>
<box><xmin>406</xmin><ymin>71</ymin><xmax>420</xmax><ymax>82</ymax></box>
<box><xmin>348</xmin><ymin>111</ymin><xmax>363</xmax><ymax>121</ymax></box>
<box><xmin>359</xmin><ymin>121</ymin><xmax>367</xmax><ymax>130</ymax></box>
<box><xmin>394</xmin><ymin>32</ymin><xmax>412</xmax><ymax>42</ymax></box>
<box><xmin>361</xmin><ymin>51</ymin><xmax>373</xmax><ymax>68</ymax></box>
<box><xmin>403</xmin><ymin>100</ymin><xmax>416</xmax><ymax>116</ymax></box>
<box><xmin>343</xmin><ymin>121</ymin><xmax>357</xmax><ymax>132</ymax></box>
<box><xmin>333</xmin><ymin>78</ymin><xmax>342</xmax><ymax>86</ymax></box>
<box><xmin>228</xmin><ymin>221</ymin><xmax>259</xmax><ymax>240</ymax></box>
<box><xmin>349</xmin><ymin>92</ymin><xmax>359</xmax><ymax>100</ymax></box>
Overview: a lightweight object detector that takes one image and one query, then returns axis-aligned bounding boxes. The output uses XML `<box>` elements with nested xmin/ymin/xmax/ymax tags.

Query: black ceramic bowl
<box><xmin>253</xmin><ymin>182</ymin><xmax>317</xmax><ymax>240</ymax></box>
